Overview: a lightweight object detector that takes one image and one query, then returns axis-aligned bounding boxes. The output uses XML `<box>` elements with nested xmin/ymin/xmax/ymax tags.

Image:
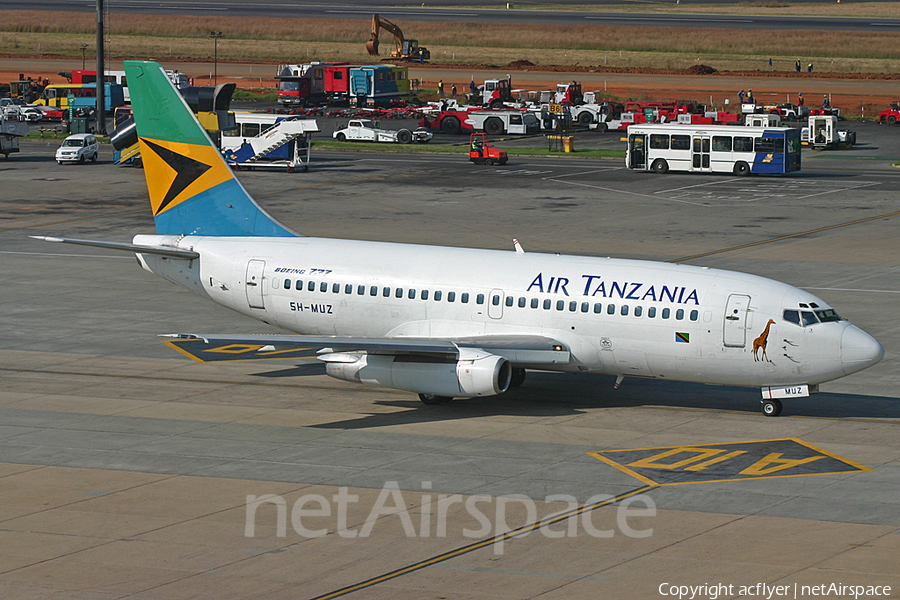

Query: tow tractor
<box><xmin>468</xmin><ymin>133</ymin><xmax>507</xmax><ymax>166</ymax></box>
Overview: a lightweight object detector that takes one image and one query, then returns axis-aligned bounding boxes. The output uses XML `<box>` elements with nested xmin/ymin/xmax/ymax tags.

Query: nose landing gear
<box><xmin>761</xmin><ymin>398</ymin><xmax>783</xmax><ymax>417</ymax></box>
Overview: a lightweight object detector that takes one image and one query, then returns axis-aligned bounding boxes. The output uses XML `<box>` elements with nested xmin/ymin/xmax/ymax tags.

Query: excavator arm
<box><xmin>366</xmin><ymin>14</ymin><xmax>404</xmax><ymax>56</ymax></box>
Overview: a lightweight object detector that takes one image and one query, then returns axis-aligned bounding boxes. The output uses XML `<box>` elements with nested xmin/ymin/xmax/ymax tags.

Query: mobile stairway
<box><xmin>223</xmin><ymin>117</ymin><xmax>319</xmax><ymax>172</ymax></box>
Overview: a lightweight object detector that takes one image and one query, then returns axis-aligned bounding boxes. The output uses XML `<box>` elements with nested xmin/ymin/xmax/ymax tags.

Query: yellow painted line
<box><xmin>586</xmin><ymin>437</ymin><xmax>872</xmax><ymax>487</ymax></box>
<box><xmin>670</xmin><ymin>209</ymin><xmax>900</xmax><ymax>263</ymax></box>
<box><xmin>791</xmin><ymin>438</ymin><xmax>873</xmax><ymax>473</ymax></box>
<box><xmin>308</xmin><ymin>485</ymin><xmax>655</xmax><ymax>600</ymax></box>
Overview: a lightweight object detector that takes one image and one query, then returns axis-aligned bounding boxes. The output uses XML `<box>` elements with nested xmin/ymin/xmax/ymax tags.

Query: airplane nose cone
<box><xmin>841</xmin><ymin>326</ymin><xmax>884</xmax><ymax>376</ymax></box>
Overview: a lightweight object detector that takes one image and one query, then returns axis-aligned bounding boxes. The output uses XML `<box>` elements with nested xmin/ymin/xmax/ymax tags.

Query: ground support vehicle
<box><xmin>34</xmin><ymin>82</ymin><xmax>125</xmax><ymax>114</ymax></box>
<box><xmin>468</xmin><ymin>77</ymin><xmax>514</xmax><ymax>108</ymax></box>
<box><xmin>765</xmin><ymin>103</ymin><xmax>809</xmax><ymax>120</ymax></box>
<box><xmin>349</xmin><ymin>65</ymin><xmax>411</xmax><ymax>107</ymax></box>
<box><xmin>572</xmin><ymin>102</ymin><xmax>618</xmax><ymax>127</ymax></box>
<box><xmin>333</xmin><ymin>119</ymin><xmax>430</xmax><ymax>144</ymax></box>
<box><xmin>554</xmin><ymin>82</ymin><xmax>584</xmax><ymax>105</ymax></box>
<box><xmin>878</xmin><ymin>103</ymin><xmax>900</xmax><ymax>125</ymax></box>
<box><xmin>324</xmin><ymin>65</ymin><xmax>354</xmax><ymax>104</ymax></box>
<box><xmin>110</xmin><ymin>84</ymin><xmax>237</xmax><ymax>167</ymax></box>
<box><xmin>420</xmin><ymin>109</ymin><xmax>540</xmax><ymax>135</ymax></box>
<box><xmin>468</xmin><ymin>133</ymin><xmax>507</xmax><ymax>165</ymax></box>
<box><xmin>222</xmin><ymin>114</ymin><xmax>318</xmax><ymax>172</ymax></box>
<box><xmin>111</xmin><ymin>119</ymin><xmax>141</xmax><ymax>166</ymax></box>
<box><xmin>801</xmin><ymin>115</ymin><xmax>855</xmax><ymax>149</ymax></box>
<box><xmin>9</xmin><ymin>75</ymin><xmax>47</xmax><ymax>103</ymax></box>
<box><xmin>745</xmin><ymin>114</ymin><xmax>781</xmax><ymax>127</ymax></box>
<box><xmin>0</xmin><ymin>112</ymin><xmax>29</xmax><ymax>158</ymax></box>
<box><xmin>0</xmin><ymin>98</ymin><xmax>42</xmax><ymax>122</ymax></box>
<box><xmin>626</xmin><ymin>124</ymin><xmax>801</xmax><ymax>176</ymax></box>
<box><xmin>276</xmin><ymin>62</ymin><xmax>335</xmax><ymax>107</ymax></box>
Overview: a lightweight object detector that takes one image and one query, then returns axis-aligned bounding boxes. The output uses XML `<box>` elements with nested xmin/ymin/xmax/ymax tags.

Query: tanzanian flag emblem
<box><xmin>675</xmin><ymin>332</ymin><xmax>690</xmax><ymax>344</ymax></box>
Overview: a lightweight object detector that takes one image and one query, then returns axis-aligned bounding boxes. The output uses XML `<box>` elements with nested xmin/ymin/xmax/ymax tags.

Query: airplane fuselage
<box><xmin>134</xmin><ymin>234</ymin><xmax>881</xmax><ymax>391</ymax></box>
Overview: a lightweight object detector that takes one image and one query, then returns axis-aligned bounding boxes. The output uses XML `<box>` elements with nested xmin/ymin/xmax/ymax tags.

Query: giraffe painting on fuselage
<box><xmin>753</xmin><ymin>319</ymin><xmax>776</xmax><ymax>363</ymax></box>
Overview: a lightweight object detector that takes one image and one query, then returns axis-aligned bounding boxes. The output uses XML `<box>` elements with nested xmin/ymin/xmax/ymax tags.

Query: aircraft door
<box><xmin>628</xmin><ymin>134</ymin><xmax>646</xmax><ymax>169</ymax></box>
<box><xmin>245</xmin><ymin>260</ymin><xmax>266</xmax><ymax>310</ymax></box>
<box><xmin>488</xmin><ymin>289</ymin><xmax>504</xmax><ymax>319</ymax></box>
<box><xmin>692</xmin><ymin>136</ymin><xmax>711</xmax><ymax>171</ymax></box>
<box><xmin>723</xmin><ymin>294</ymin><xmax>751</xmax><ymax>347</ymax></box>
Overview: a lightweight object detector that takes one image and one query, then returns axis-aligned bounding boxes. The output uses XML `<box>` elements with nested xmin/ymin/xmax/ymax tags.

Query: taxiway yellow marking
<box><xmin>308</xmin><ymin>485</ymin><xmax>655</xmax><ymax>600</ymax></box>
<box><xmin>588</xmin><ymin>438</ymin><xmax>871</xmax><ymax>487</ymax></box>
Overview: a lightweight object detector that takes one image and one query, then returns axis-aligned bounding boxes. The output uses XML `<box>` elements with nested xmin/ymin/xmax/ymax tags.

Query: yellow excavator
<box><xmin>366</xmin><ymin>14</ymin><xmax>430</xmax><ymax>62</ymax></box>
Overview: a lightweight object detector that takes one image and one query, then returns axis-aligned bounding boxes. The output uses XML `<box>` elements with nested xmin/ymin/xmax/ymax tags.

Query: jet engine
<box><xmin>320</xmin><ymin>348</ymin><xmax>511</xmax><ymax>399</ymax></box>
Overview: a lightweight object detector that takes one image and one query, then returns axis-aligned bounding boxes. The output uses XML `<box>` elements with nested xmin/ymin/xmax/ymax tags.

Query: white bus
<box><xmin>626</xmin><ymin>124</ymin><xmax>801</xmax><ymax>176</ymax></box>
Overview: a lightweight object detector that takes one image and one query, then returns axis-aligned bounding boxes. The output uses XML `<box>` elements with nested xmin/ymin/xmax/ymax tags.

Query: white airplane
<box><xmin>35</xmin><ymin>61</ymin><xmax>884</xmax><ymax>417</ymax></box>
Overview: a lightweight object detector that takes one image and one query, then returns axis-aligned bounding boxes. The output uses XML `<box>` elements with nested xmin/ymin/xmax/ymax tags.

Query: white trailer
<box><xmin>465</xmin><ymin>110</ymin><xmax>541</xmax><ymax>135</ymax></box>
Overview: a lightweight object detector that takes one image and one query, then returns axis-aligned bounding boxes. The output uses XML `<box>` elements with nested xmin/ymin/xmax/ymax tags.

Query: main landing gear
<box><xmin>418</xmin><ymin>393</ymin><xmax>452</xmax><ymax>405</ymax></box>
<box><xmin>761</xmin><ymin>398</ymin><xmax>783</xmax><ymax>417</ymax></box>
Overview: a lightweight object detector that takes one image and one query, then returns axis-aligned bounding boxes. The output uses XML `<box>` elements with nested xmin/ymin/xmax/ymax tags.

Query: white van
<box><xmin>56</xmin><ymin>133</ymin><xmax>99</xmax><ymax>164</ymax></box>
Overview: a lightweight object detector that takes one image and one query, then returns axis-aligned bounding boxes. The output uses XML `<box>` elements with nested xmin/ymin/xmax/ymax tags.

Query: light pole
<box><xmin>210</xmin><ymin>31</ymin><xmax>222</xmax><ymax>85</ymax></box>
<box><xmin>80</xmin><ymin>44</ymin><xmax>88</xmax><ymax>70</ymax></box>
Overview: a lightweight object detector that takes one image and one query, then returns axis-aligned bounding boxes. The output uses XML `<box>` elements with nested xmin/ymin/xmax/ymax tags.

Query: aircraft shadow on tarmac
<box><xmin>304</xmin><ymin>371</ymin><xmax>900</xmax><ymax>430</ymax></box>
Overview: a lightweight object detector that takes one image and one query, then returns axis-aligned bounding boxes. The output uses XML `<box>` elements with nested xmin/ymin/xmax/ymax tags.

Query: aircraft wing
<box><xmin>162</xmin><ymin>333</ymin><xmax>570</xmax><ymax>365</ymax></box>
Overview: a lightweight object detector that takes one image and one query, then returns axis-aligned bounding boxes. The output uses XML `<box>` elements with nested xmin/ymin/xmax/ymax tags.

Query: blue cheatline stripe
<box><xmin>153</xmin><ymin>179</ymin><xmax>296</xmax><ymax>237</ymax></box>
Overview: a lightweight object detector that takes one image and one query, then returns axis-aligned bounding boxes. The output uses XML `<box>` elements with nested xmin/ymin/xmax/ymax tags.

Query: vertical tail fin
<box><xmin>123</xmin><ymin>60</ymin><xmax>297</xmax><ymax>237</ymax></box>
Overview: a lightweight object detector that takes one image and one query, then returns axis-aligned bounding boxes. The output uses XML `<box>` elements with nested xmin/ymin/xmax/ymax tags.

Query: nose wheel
<box><xmin>761</xmin><ymin>398</ymin><xmax>783</xmax><ymax>417</ymax></box>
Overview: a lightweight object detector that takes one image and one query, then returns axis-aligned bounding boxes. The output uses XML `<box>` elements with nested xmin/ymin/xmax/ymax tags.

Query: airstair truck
<box><xmin>222</xmin><ymin>113</ymin><xmax>319</xmax><ymax>172</ymax></box>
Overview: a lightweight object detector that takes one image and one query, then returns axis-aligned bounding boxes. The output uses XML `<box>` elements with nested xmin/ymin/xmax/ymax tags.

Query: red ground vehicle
<box><xmin>469</xmin><ymin>133</ymin><xmax>507</xmax><ymax>165</ymax></box>
<box><xmin>879</xmin><ymin>103</ymin><xmax>900</xmax><ymax>125</ymax></box>
<box><xmin>276</xmin><ymin>62</ymin><xmax>355</xmax><ymax>107</ymax></box>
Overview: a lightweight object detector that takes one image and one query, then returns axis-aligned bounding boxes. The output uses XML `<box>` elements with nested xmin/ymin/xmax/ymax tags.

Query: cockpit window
<box><xmin>801</xmin><ymin>311</ymin><xmax>819</xmax><ymax>326</ymax></box>
<box><xmin>783</xmin><ymin>309</ymin><xmax>800</xmax><ymax>325</ymax></box>
<box><xmin>815</xmin><ymin>309</ymin><xmax>842</xmax><ymax>323</ymax></box>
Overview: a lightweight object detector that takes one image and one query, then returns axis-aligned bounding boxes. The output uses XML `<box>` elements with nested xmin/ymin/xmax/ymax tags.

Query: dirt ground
<box><xmin>4</xmin><ymin>57</ymin><xmax>896</xmax><ymax>117</ymax></box>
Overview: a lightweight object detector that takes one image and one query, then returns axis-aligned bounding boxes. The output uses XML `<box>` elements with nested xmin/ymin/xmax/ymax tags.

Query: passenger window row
<box><xmin>280</xmin><ymin>279</ymin><xmax>699</xmax><ymax>321</ymax></box>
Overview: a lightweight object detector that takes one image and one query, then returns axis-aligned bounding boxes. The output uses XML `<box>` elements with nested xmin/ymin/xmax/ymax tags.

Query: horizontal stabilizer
<box><xmin>31</xmin><ymin>236</ymin><xmax>200</xmax><ymax>259</ymax></box>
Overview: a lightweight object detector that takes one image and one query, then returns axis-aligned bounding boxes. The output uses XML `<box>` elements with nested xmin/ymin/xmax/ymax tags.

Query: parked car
<box><xmin>56</xmin><ymin>133</ymin><xmax>99</xmax><ymax>164</ymax></box>
<box><xmin>332</xmin><ymin>119</ymin><xmax>432</xmax><ymax>144</ymax></box>
<box><xmin>0</xmin><ymin>97</ymin><xmax>43</xmax><ymax>122</ymax></box>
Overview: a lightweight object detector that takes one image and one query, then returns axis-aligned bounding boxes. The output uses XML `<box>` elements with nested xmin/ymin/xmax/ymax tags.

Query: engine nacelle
<box><xmin>321</xmin><ymin>348</ymin><xmax>511</xmax><ymax>399</ymax></box>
